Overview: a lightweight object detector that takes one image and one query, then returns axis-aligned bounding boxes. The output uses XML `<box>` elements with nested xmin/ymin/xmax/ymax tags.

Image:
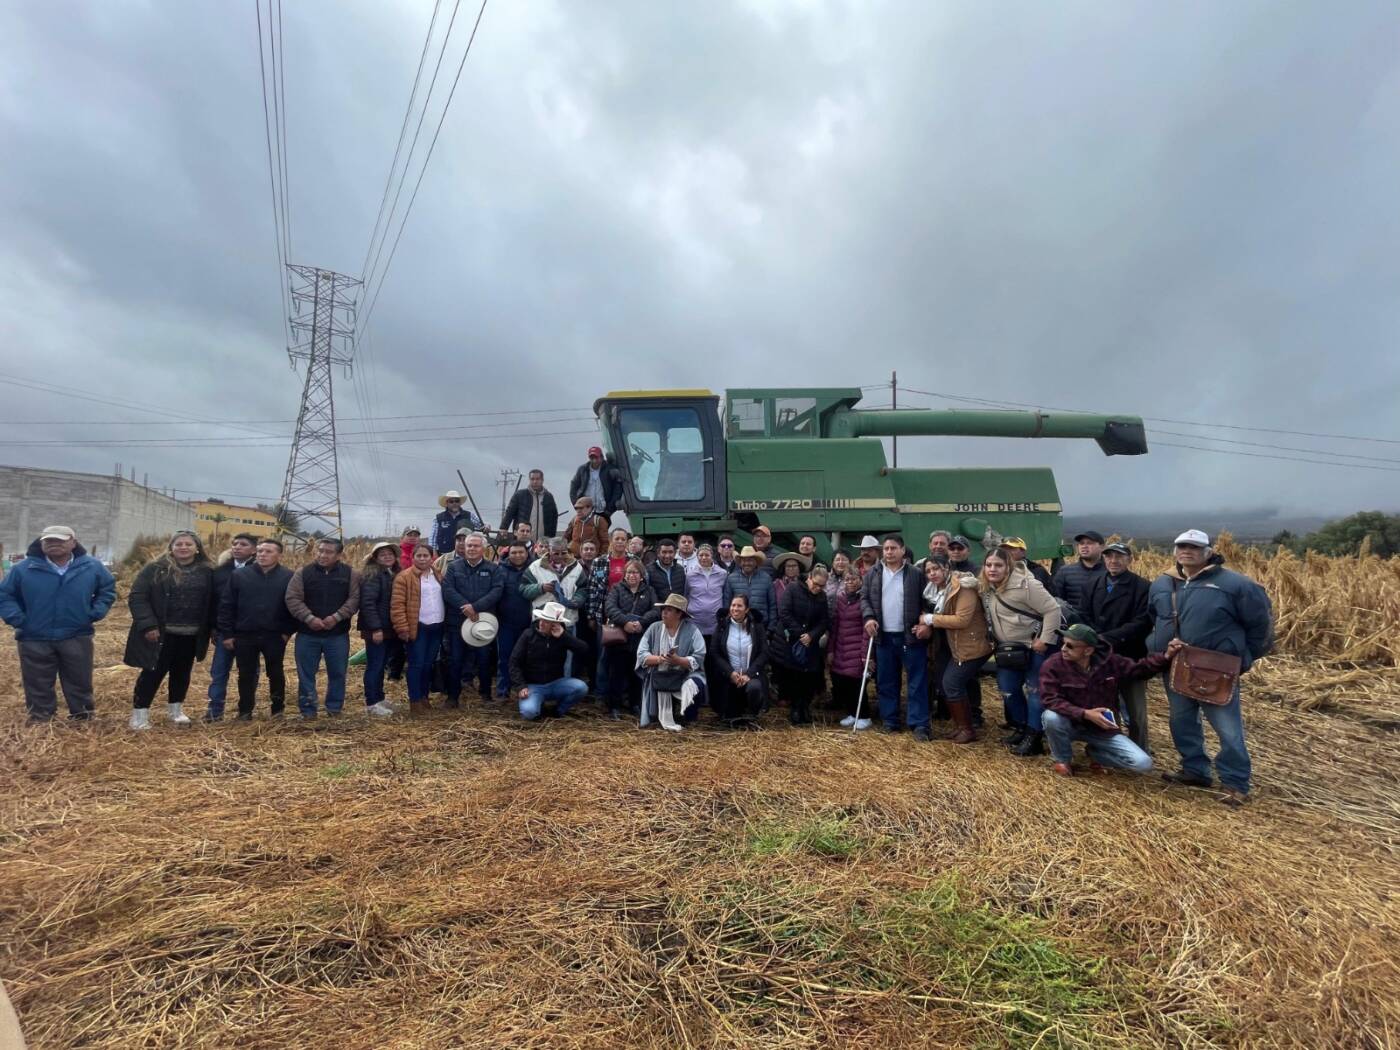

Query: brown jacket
<box><xmin>929</xmin><ymin>575</ymin><xmax>993</xmax><ymax>663</ymax></box>
<box><xmin>390</xmin><ymin>565</ymin><xmax>443</xmax><ymax>641</ymax></box>
<box><xmin>565</xmin><ymin>513</ymin><xmax>611</xmax><ymax>557</ymax></box>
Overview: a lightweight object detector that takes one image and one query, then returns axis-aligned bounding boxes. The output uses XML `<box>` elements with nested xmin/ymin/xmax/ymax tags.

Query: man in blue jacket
<box><xmin>442</xmin><ymin>531</ymin><xmax>503</xmax><ymax>705</ymax></box>
<box><xmin>1147</xmin><ymin>529</ymin><xmax>1274</xmax><ymax>806</ymax></box>
<box><xmin>0</xmin><ymin>525</ymin><xmax>117</xmax><ymax>722</ymax></box>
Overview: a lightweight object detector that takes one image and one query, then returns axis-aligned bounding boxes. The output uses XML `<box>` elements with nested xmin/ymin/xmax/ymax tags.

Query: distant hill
<box><xmin>1063</xmin><ymin>509</ymin><xmax>1332</xmax><ymax>546</ymax></box>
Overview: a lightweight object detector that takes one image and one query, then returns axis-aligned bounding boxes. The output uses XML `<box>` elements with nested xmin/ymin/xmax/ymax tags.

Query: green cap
<box><xmin>1062</xmin><ymin>623</ymin><xmax>1099</xmax><ymax>646</ymax></box>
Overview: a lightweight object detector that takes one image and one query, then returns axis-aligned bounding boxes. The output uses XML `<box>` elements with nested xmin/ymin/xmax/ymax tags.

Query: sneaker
<box><xmin>1002</xmin><ymin>728</ymin><xmax>1026</xmax><ymax>747</ymax></box>
<box><xmin>912</xmin><ymin>726</ymin><xmax>931</xmax><ymax>742</ymax></box>
<box><xmin>839</xmin><ymin>715</ymin><xmax>857</xmax><ymax>727</ymax></box>
<box><xmin>202</xmin><ymin>711</ymin><xmax>223</xmax><ymax>723</ymax></box>
<box><xmin>297</xmin><ymin>711</ymin><xmax>318</xmax><ymax>721</ymax></box>
<box><xmin>1011</xmin><ymin>732</ymin><xmax>1044</xmax><ymax>757</ymax></box>
<box><xmin>853</xmin><ymin>718</ymin><xmax>873</xmax><ymax>731</ymax></box>
<box><xmin>367</xmin><ymin>702</ymin><xmax>394</xmax><ymax>717</ymax></box>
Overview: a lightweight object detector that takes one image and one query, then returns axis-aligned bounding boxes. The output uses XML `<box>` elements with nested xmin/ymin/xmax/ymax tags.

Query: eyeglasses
<box><xmin>719</xmin><ymin>542</ymin><xmax>734</xmax><ymax>548</ymax></box>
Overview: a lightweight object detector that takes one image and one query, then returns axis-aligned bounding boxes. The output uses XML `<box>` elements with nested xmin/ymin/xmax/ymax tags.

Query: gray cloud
<box><xmin>2</xmin><ymin>0</ymin><xmax>1398</xmax><ymax>535</ymax></box>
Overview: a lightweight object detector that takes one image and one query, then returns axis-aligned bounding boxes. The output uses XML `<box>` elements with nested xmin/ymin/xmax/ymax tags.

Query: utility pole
<box><xmin>277</xmin><ymin>265</ymin><xmax>362</xmax><ymax>547</ymax></box>
<box><xmin>891</xmin><ymin>369</ymin><xmax>898</xmax><ymax>468</ymax></box>
<box><xmin>498</xmin><ymin>468</ymin><xmax>522</xmax><ymax>523</ymax></box>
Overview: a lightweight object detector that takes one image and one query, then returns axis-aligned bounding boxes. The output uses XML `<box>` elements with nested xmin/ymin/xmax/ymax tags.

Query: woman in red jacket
<box><xmin>827</xmin><ymin>569</ymin><xmax>872</xmax><ymax>730</ymax></box>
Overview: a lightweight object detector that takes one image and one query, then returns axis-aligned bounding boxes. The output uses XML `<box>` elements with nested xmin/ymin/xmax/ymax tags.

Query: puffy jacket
<box><xmin>684</xmin><ymin>564</ymin><xmax>728</xmax><ymax>635</ymax></box>
<box><xmin>605</xmin><ymin>582</ymin><xmax>657</xmax><ymax>629</ymax></box>
<box><xmin>981</xmin><ymin>565</ymin><xmax>1061</xmax><ymax>646</ymax></box>
<box><xmin>0</xmin><ymin>540</ymin><xmax>116</xmax><ymax>642</ymax></box>
<box><xmin>568</xmin><ymin>461</ymin><xmax>625</xmax><ymax>517</ymax></box>
<box><xmin>390</xmin><ymin>566</ymin><xmax>442</xmax><ymax>641</ymax></box>
<box><xmin>722</xmin><ymin>569</ymin><xmax>775</xmax><ymax>626</ymax></box>
<box><xmin>441</xmin><ymin>557</ymin><xmax>503</xmax><ymax>625</ymax></box>
<box><xmin>358</xmin><ymin>565</ymin><xmax>398</xmax><ymax>636</ymax></box>
<box><xmin>712</xmin><ymin>614</ymin><xmax>769</xmax><ymax>680</ymax></box>
<box><xmin>521</xmin><ymin>555</ymin><xmax>586</xmax><ymax>625</ymax></box>
<box><xmin>646</xmin><ymin>560</ymin><xmax>688</xmax><ymax>604</ymax></box>
<box><xmin>827</xmin><ymin>587</ymin><xmax>869</xmax><ymax>679</ymax></box>
<box><xmin>860</xmin><ymin>562</ymin><xmax>925</xmax><ymax>645</ymax></box>
<box><xmin>1085</xmin><ymin>570</ymin><xmax>1152</xmax><ymax>659</ymax></box>
<box><xmin>778</xmin><ymin>582</ymin><xmax>830</xmax><ymax>648</ymax></box>
<box><xmin>565</xmin><ymin>513</ymin><xmax>610</xmax><ymax>558</ymax></box>
<box><xmin>1050</xmin><ymin>559</ymin><xmax>1107</xmax><ymax>615</ymax></box>
<box><xmin>497</xmin><ymin>561</ymin><xmax>534</xmax><ymax>630</ymax></box>
<box><xmin>500</xmin><ymin>488</ymin><xmax>559</xmax><ymax>538</ymax></box>
<box><xmin>218</xmin><ymin>564</ymin><xmax>297</xmax><ymax>636</ymax></box>
<box><xmin>1146</xmin><ymin>559</ymin><xmax>1273</xmax><ymax>673</ymax></box>
<box><xmin>124</xmin><ymin>551</ymin><xmax>215</xmax><ymax>669</ymax></box>
<box><xmin>925</xmin><ymin>574</ymin><xmax>992</xmax><ymax>664</ymax></box>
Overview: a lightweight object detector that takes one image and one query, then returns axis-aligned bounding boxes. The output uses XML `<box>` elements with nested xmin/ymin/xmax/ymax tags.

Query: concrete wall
<box><xmin>0</xmin><ymin>466</ymin><xmax>194</xmax><ymax>565</ymax></box>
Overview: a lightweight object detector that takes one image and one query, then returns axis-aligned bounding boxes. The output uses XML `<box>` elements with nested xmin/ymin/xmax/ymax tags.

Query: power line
<box><xmin>1152</xmin><ymin>440</ymin><xmax>1400</xmax><ymax>473</ymax></box>
<box><xmin>1149</xmin><ymin>428</ymin><xmax>1400</xmax><ymax>466</ymax></box>
<box><xmin>0</xmin><ymin>427</ymin><xmax>600</xmax><ymax>453</ymax></box>
<box><xmin>254</xmin><ymin>0</ymin><xmax>291</xmax><ymax>349</ymax></box>
<box><xmin>358</xmin><ymin>0</ymin><xmax>491</xmax><ymax>334</ymax></box>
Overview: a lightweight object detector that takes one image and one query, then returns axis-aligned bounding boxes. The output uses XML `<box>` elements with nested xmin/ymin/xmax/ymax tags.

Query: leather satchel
<box><xmin>601</xmin><ymin>624</ymin><xmax>628</xmax><ymax>646</ymax></box>
<box><xmin>1169</xmin><ymin>582</ymin><xmax>1240</xmax><ymax>705</ymax></box>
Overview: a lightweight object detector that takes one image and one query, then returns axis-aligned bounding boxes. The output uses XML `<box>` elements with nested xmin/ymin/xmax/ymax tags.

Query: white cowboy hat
<box><xmin>858</xmin><ymin>535</ymin><xmax>880</xmax><ymax>549</ymax></box>
<box><xmin>439</xmin><ymin>490</ymin><xmax>465</xmax><ymax>508</ymax></box>
<box><xmin>532</xmin><ymin>601</ymin><xmax>570</xmax><ymax>625</ymax></box>
<box><xmin>460</xmin><ymin>612</ymin><xmax>499</xmax><ymax>647</ymax></box>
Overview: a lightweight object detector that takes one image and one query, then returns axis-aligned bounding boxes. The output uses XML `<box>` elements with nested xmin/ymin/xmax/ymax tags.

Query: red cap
<box><xmin>587</xmin><ymin>446</ymin><xmax>604</xmax><ymax>457</ymax></box>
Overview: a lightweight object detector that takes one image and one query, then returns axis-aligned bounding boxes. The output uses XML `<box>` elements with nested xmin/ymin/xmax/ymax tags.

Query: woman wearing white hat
<box><xmin>636</xmin><ymin>593</ymin><xmax>707</xmax><ymax>732</ymax></box>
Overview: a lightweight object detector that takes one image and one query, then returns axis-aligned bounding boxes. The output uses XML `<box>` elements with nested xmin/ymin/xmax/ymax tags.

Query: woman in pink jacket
<box><xmin>827</xmin><ymin>570</ymin><xmax>872</xmax><ymax>729</ymax></box>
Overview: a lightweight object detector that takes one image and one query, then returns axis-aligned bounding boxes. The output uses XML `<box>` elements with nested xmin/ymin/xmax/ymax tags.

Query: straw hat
<box><xmin>460</xmin><ymin>612</ymin><xmax>500</xmax><ymax>647</ymax></box>
<box><xmin>737</xmin><ymin>545</ymin><xmax>762</xmax><ymax>561</ymax></box>
<box><xmin>439</xmin><ymin>490</ymin><xmax>465</xmax><ymax>508</ymax></box>
<box><xmin>363</xmin><ymin>541</ymin><xmax>397</xmax><ymax>565</ymax></box>
<box><xmin>654</xmin><ymin>593</ymin><xmax>690</xmax><ymax>615</ymax></box>
<box><xmin>532</xmin><ymin>601</ymin><xmax>570</xmax><ymax>625</ymax></box>
<box><xmin>771</xmin><ymin>551</ymin><xmax>810</xmax><ymax>573</ymax></box>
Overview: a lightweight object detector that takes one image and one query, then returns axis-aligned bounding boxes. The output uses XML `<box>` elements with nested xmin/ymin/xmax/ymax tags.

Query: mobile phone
<box><xmin>1101</xmin><ymin>710</ymin><xmax>1117</xmax><ymax>726</ymax></box>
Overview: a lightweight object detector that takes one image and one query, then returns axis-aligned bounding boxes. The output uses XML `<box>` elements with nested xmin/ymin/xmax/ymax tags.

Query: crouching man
<box><xmin>509</xmin><ymin>601</ymin><xmax>590</xmax><ymax>720</ymax></box>
<box><xmin>1039</xmin><ymin>624</ymin><xmax>1183</xmax><ymax>777</ymax></box>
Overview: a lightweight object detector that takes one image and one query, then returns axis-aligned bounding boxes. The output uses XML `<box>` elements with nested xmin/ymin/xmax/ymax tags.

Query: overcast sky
<box><xmin>3</xmin><ymin>1</ymin><xmax>1398</xmax><ymax>535</ymax></box>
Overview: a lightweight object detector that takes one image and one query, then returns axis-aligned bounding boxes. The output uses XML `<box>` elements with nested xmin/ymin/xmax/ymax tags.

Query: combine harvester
<box><xmin>592</xmin><ymin>387</ymin><xmax>1147</xmax><ymax>561</ymax></box>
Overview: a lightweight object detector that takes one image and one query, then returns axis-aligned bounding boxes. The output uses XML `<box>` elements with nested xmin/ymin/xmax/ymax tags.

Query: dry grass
<box><xmin>2</xmin><ymin>543</ymin><xmax>1398</xmax><ymax>1048</ymax></box>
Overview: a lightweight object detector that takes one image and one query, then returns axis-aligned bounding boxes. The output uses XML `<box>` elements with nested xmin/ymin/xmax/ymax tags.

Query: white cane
<box><xmin>851</xmin><ymin>634</ymin><xmax>876</xmax><ymax>732</ymax></box>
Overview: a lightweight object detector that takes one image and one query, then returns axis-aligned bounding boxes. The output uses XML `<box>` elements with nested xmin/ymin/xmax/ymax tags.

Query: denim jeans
<box><xmin>1118</xmin><ymin>678</ymin><xmax>1149</xmax><ymax>752</ymax></box>
<box><xmin>1166</xmin><ymin>679</ymin><xmax>1251</xmax><ymax>794</ymax></box>
<box><xmin>996</xmin><ymin>649</ymin><xmax>1048</xmax><ymax>732</ymax></box>
<box><xmin>293</xmin><ymin>632</ymin><xmax>350</xmax><ymax>715</ymax></box>
<box><xmin>519</xmin><ymin>677</ymin><xmax>588</xmax><ymax>720</ymax></box>
<box><xmin>942</xmin><ymin>654</ymin><xmax>987</xmax><ymax>701</ymax></box>
<box><xmin>362</xmin><ymin>637</ymin><xmax>399</xmax><ymax>705</ymax></box>
<box><xmin>1041</xmin><ymin>710</ymin><xmax>1153</xmax><ymax>772</ymax></box>
<box><xmin>495</xmin><ymin>622</ymin><xmax>526</xmax><ymax>697</ymax></box>
<box><xmin>875</xmin><ymin>632</ymin><xmax>929</xmax><ymax>730</ymax></box>
<box><xmin>206</xmin><ymin>630</ymin><xmax>250</xmax><ymax>717</ymax></box>
<box><xmin>406</xmin><ymin>623</ymin><xmax>444</xmax><ymax>702</ymax></box>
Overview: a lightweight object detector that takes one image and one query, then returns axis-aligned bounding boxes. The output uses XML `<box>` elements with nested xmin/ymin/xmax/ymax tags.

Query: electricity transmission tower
<box><xmin>277</xmin><ymin>265</ymin><xmax>362</xmax><ymax>545</ymax></box>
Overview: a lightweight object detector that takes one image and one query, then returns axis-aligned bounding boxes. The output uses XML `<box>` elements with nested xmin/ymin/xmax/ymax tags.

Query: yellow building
<box><xmin>189</xmin><ymin>499</ymin><xmax>279</xmax><ymax>547</ymax></box>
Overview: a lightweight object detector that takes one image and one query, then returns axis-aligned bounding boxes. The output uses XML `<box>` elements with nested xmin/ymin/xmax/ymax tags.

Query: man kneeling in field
<box><xmin>1040</xmin><ymin>624</ymin><xmax>1181</xmax><ymax>777</ymax></box>
<box><xmin>509</xmin><ymin>601</ymin><xmax>590</xmax><ymax>720</ymax></box>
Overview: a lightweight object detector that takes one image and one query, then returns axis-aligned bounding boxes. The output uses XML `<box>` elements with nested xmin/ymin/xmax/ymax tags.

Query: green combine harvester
<box><xmin>592</xmin><ymin>388</ymin><xmax>1147</xmax><ymax>561</ymax></box>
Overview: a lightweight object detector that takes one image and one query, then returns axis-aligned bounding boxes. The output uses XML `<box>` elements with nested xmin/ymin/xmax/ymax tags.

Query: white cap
<box><xmin>1173</xmin><ymin>529</ymin><xmax>1210</xmax><ymax>547</ymax></box>
<box><xmin>859</xmin><ymin>535</ymin><xmax>880</xmax><ymax>548</ymax></box>
<box><xmin>39</xmin><ymin>525</ymin><xmax>76</xmax><ymax>542</ymax></box>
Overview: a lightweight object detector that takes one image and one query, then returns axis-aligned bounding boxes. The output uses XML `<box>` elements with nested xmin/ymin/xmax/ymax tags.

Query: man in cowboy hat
<box><xmin>722</xmin><ymin>546</ymin><xmax>775</xmax><ymax>626</ymax></box>
<box><xmin>569</xmin><ymin>446</ymin><xmax>624</xmax><ymax>520</ymax></box>
<box><xmin>521</xmin><ymin>537</ymin><xmax>587</xmax><ymax>676</ymax></box>
<box><xmin>636</xmin><ymin>593</ymin><xmax>708</xmax><ymax>732</ymax></box>
<box><xmin>509</xmin><ymin>601</ymin><xmax>590</xmax><ymax>720</ymax></box>
<box><xmin>855</xmin><ymin>534</ymin><xmax>881</xmax><ymax>578</ymax></box>
<box><xmin>442</xmin><ymin>532</ymin><xmax>503</xmax><ymax>706</ymax></box>
<box><xmin>432</xmin><ymin>490</ymin><xmax>483</xmax><ymax>555</ymax></box>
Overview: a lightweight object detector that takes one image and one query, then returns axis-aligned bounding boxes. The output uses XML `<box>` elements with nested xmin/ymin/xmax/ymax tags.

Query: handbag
<box><xmin>993</xmin><ymin>641</ymin><xmax>1032</xmax><ymax>671</ymax></box>
<box><xmin>601</xmin><ymin>624</ymin><xmax>628</xmax><ymax>646</ymax></box>
<box><xmin>790</xmin><ymin>641</ymin><xmax>810</xmax><ymax>667</ymax></box>
<box><xmin>1168</xmin><ymin>584</ymin><xmax>1240</xmax><ymax>705</ymax></box>
<box><xmin>651</xmin><ymin>666</ymin><xmax>690</xmax><ymax>691</ymax></box>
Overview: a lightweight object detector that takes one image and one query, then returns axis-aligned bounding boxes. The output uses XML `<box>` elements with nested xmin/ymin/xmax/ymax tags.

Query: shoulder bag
<box><xmin>1167</xmin><ymin>583</ymin><xmax>1240</xmax><ymax>705</ymax></box>
<box><xmin>990</xmin><ymin>591</ymin><xmax>1041</xmax><ymax>671</ymax></box>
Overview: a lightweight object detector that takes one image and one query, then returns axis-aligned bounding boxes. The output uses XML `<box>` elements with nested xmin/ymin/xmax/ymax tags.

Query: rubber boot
<box><xmin>129</xmin><ymin>708</ymin><xmax>151</xmax><ymax>731</ymax></box>
<box><xmin>946</xmin><ymin>699</ymin><xmax>977</xmax><ymax>744</ymax></box>
<box><xmin>168</xmin><ymin>703</ymin><xmax>192</xmax><ymax>726</ymax></box>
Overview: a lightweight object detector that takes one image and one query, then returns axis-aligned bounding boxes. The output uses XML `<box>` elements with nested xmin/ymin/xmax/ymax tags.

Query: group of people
<box><xmin>0</xmin><ymin>464</ymin><xmax>1274</xmax><ymax>807</ymax></box>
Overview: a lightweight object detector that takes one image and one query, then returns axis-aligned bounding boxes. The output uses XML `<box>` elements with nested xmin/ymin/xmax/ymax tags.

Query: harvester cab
<box><xmin>591</xmin><ymin>388</ymin><xmax>1146</xmax><ymax>562</ymax></box>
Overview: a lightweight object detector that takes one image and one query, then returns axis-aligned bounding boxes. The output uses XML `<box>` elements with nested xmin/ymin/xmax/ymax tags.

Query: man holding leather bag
<box><xmin>1147</xmin><ymin>530</ymin><xmax>1274</xmax><ymax>807</ymax></box>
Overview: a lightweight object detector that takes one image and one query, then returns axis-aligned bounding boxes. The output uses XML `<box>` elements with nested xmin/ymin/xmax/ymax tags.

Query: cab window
<box><xmin>618</xmin><ymin>407</ymin><xmax>706</xmax><ymax>502</ymax></box>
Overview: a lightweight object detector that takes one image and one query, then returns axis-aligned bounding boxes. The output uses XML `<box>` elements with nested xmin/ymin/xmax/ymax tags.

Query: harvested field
<box><xmin>2</xmin><ymin>544</ymin><xmax>1398</xmax><ymax>1048</ymax></box>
